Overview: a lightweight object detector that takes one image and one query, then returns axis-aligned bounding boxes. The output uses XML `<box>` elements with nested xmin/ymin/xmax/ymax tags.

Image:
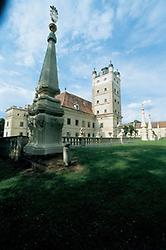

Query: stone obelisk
<box><xmin>141</xmin><ymin>104</ymin><xmax>148</xmax><ymax>141</ymax></box>
<box><xmin>24</xmin><ymin>6</ymin><xmax>64</xmax><ymax>156</ymax></box>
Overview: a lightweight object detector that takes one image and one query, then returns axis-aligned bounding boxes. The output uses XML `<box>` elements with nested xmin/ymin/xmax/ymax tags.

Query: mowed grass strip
<box><xmin>0</xmin><ymin>140</ymin><xmax>166</xmax><ymax>250</ymax></box>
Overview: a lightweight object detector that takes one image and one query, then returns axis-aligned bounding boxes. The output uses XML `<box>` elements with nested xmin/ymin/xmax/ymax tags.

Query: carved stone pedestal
<box><xmin>24</xmin><ymin>113</ymin><xmax>63</xmax><ymax>155</ymax></box>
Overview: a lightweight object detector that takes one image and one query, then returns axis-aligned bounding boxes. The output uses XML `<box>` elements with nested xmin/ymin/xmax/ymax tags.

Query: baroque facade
<box><xmin>3</xmin><ymin>61</ymin><xmax>122</xmax><ymax>138</ymax></box>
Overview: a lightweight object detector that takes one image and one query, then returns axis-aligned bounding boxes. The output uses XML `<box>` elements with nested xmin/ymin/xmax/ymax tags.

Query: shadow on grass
<box><xmin>0</xmin><ymin>141</ymin><xmax>166</xmax><ymax>250</ymax></box>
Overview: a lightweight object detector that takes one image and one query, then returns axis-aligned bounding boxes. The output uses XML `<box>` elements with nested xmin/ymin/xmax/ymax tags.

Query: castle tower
<box><xmin>92</xmin><ymin>61</ymin><xmax>122</xmax><ymax>137</ymax></box>
<box><xmin>24</xmin><ymin>6</ymin><xmax>64</xmax><ymax>155</ymax></box>
<box><xmin>141</xmin><ymin>104</ymin><xmax>148</xmax><ymax>141</ymax></box>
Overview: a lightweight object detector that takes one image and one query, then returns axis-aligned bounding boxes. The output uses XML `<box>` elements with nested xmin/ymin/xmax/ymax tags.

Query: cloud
<box><xmin>0</xmin><ymin>82</ymin><xmax>33</xmax><ymax>112</ymax></box>
<box><xmin>0</xmin><ymin>54</ymin><xmax>4</xmax><ymax>61</ymax></box>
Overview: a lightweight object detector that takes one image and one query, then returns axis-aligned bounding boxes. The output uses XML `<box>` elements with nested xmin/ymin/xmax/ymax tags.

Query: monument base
<box><xmin>24</xmin><ymin>143</ymin><xmax>63</xmax><ymax>156</ymax></box>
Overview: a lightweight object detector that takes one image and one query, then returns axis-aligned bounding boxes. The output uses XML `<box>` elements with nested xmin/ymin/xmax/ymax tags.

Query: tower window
<box><xmin>115</xmin><ymin>99</ymin><xmax>116</xmax><ymax>102</ymax></box>
<box><xmin>104</xmin><ymin>99</ymin><xmax>107</xmax><ymax>102</ymax></box>
<box><xmin>88</xmin><ymin>133</ymin><xmax>91</xmax><ymax>137</ymax></box>
<box><xmin>97</xmin><ymin>110</ymin><xmax>99</xmax><ymax>114</ymax></box>
<box><xmin>75</xmin><ymin>120</ymin><xmax>79</xmax><ymax>126</ymax></box>
<box><xmin>97</xmin><ymin>90</ymin><xmax>99</xmax><ymax>93</ymax></box>
<box><xmin>104</xmin><ymin>109</ymin><xmax>107</xmax><ymax>113</ymax></box>
<box><xmin>104</xmin><ymin>88</ymin><xmax>107</xmax><ymax>91</ymax></box>
<box><xmin>67</xmin><ymin>118</ymin><xmax>71</xmax><ymax>125</ymax></box>
<box><xmin>92</xmin><ymin>123</ymin><xmax>95</xmax><ymax>128</ymax></box>
<box><xmin>97</xmin><ymin>100</ymin><xmax>99</xmax><ymax>104</ymax></box>
<box><xmin>7</xmin><ymin>121</ymin><xmax>9</xmax><ymax>127</ymax></box>
<box><xmin>118</xmin><ymin>101</ymin><xmax>119</xmax><ymax>104</ymax></box>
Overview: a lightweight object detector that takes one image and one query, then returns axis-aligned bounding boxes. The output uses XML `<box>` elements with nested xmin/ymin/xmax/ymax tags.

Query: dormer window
<box><xmin>74</xmin><ymin>103</ymin><xmax>79</xmax><ymax>110</ymax></box>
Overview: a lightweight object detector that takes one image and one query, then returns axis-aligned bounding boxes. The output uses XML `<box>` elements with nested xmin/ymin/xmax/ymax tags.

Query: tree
<box><xmin>0</xmin><ymin>118</ymin><xmax>5</xmax><ymax>137</ymax></box>
<box><xmin>123</xmin><ymin>125</ymin><xmax>129</xmax><ymax>136</ymax></box>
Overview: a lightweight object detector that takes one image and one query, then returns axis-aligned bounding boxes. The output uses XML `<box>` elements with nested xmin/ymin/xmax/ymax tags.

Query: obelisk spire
<box><xmin>141</xmin><ymin>103</ymin><xmax>146</xmax><ymax>128</ymax></box>
<box><xmin>37</xmin><ymin>5</ymin><xmax>60</xmax><ymax>97</ymax></box>
<box><xmin>24</xmin><ymin>5</ymin><xmax>64</xmax><ymax>156</ymax></box>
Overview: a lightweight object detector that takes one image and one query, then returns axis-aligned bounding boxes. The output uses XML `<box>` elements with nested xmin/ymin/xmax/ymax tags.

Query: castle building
<box><xmin>3</xmin><ymin>61</ymin><xmax>122</xmax><ymax>138</ymax></box>
<box><xmin>3</xmin><ymin>106</ymin><xmax>28</xmax><ymax>137</ymax></box>
<box><xmin>92</xmin><ymin>62</ymin><xmax>122</xmax><ymax>137</ymax></box>
<box><xmin>135</xmin><ymin>121</ymin><xmax>166</xmax><ymax>139</ymax></box>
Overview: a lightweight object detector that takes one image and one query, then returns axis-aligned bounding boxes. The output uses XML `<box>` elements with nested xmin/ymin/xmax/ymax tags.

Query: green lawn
<box><xmin>0</xmin><ymin>140</ymin><xmax>166</xmax><ymax>250</ymax></box>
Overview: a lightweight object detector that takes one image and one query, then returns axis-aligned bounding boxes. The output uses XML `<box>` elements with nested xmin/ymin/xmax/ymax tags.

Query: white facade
<box><xmin>62</xmin><ymin>107</ymin><xmax>96</xmax><ymax>137</ymax></box>
<box><xmin>3</xmin><ymin>106</ymin><xmax>28</xmax><ymax>137</ymax></box>
<box><xmin>92</xmin><ymin>63</ymin><xmax>122</xmax><ymax>137</ymax></box>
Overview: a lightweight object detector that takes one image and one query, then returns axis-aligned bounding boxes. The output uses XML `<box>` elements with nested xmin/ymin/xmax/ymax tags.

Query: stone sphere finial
<box><xmin>49</xmin><ymin>23</ymin><xmax>57</xmax><ymax>33</ymax></box>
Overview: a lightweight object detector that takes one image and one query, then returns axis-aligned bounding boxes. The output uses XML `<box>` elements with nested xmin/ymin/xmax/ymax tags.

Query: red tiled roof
<box><xmin>56</xmin><ymin>91</ymin><xmax>93</xmax><ymax>114</ymax></box>
<box><xmin>135</xmin><ymin>121</ymin><xmax>166</xmax><ymax>129</ymax></box>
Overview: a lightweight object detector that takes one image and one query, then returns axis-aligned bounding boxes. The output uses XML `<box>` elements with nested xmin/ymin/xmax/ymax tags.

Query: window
<box><xmin>75</xmin><ymin>120</ymin><xmax>79</xmax><ymax>126</ymax></box>
<box><xmin>74</xmin><ymin>104</ymin><xmax>79</xmax><ymax>110</ymax></box>
<box><xmin>88</xmin><ymin>133</ymin><xmax>91</xmax><ymax>137</ymax></box>
<box><xmin>97</xmin><ymin>90</ymin><xmax>99</xmax><ymax>93</ymax></box>
<box><xmin>7</xmin><ymin>121</ymin><xmax>9</xmax><ymax>127</ymax></box>
<box><xmin>100</xmin><ymin>123</ymin><xmax>103</xmax><ymax>128</ymax></box>
<box><xmin>104</xmin><ymin>99</ymin><xmax>107</xmax><ymax>103</ymax></box>
<box><xmin>19</xmin><ymin>132</ymin><xmax>23</xmax><ymax>136</ymax></box>
<box><xmin>75</xmin><ymin>132</ymin><xmax>79</xmax><ymax>137</ymax></box>
<box><xmin>104</xmin><ymin>109</ymin><xmax>107</xmax><ymax>113</ymax></box>
<box><xmin>20</xmin><ymin>122</ymin><xmax>24</xmax><ymax>127</ymax></box>
<box><xmin>92</xmin><ymin>133</ymin><xmax>95</xmax><ymax>137</ymax></box>
<box><xmin>82</xmin><ymin>120</ymin><xmax>85</xmax><ymax>127</ymax></box>
<box><xmin>97</xmin><ymin>100</ymin><xmax>99</xmax><ymax>104</ymax></box>
<box><xmin>115</xmin><ymin>99</ymin><xmax>116</xmax><ymax>103</ymax></box>
<box><xmin>115</xmin><ymin>110</ymin><xmax>117</xmax><ymax>113</ymax></box>
<box><xmin>97</xmin><ymin>110</ymin><xmax>99</xmax><ymax>114</ymax></box>
<box><xmin>92</xmin><ymin>122</ymin><xmax>95</xmax><ymax>128</ymax></box>
<box><xmin>67</xmin><ymin>118</ymin><xmax>71</xmax><ymax>125</ymax></box>
<box><xmin>118</xmin><ymin>101</ymin><xmax>119</xmax><ymax>104</ymax></box>
<box><xmin>104</xmin><ymin>78</ymin><xmax>107</xmax><ymax>81</ymax></box>
<box><xmin>97</xmin><ymin>80</ymin><xmax>100</xmax><ymax>83</ymax></box>
<box><xmin>88</xmin><ymin>122</ymin><xmax>91</xmax><ymax>128</ymax></box>
<box><xmin>104</xmin><ymin>88</ymin><xmax>107</xmax><ymax>91</ymax></box>
<box><xmin>66</xmin><ymin>132</ymin><xmax>70</xmax><ymax>137</ymax></box>
<box><xmin>17</xmin><ymin>113</ymin><xmax>19</xmax><ymax>116</ymax></box>
<box><xmin>6</xmin><ymin>132</ymin><xmax>8</xmax><ymax>137</ymax></box>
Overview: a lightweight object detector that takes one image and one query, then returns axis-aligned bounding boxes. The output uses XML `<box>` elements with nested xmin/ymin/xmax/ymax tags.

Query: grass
<box><xmin>0</xmin><ymin>140</ymin><xmax>166</xmax><ymax>250</ymax></box>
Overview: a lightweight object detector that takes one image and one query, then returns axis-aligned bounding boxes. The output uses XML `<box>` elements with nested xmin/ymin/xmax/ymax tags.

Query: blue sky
<box><xmin>0</xmin><ymin>0</ymin><xmax>166</xmax><ymax>122</ymax></box>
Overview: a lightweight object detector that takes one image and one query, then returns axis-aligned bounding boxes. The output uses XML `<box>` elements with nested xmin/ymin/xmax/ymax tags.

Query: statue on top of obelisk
<box><xmin>50</xmin><ymin>5</ymin><xmax>58</xmax><ymax>23</ymax></box>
